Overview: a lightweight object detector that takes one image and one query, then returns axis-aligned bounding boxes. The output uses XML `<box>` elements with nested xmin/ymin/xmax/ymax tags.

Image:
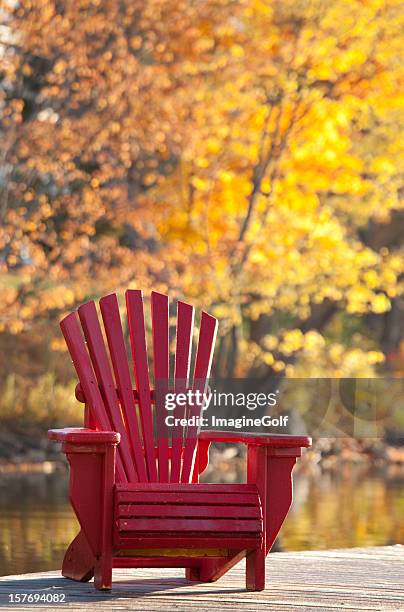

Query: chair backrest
<box><xmin>60</xmin><ymin>290</ymin><xmax>218</xmax><ymax>484</ymax></box>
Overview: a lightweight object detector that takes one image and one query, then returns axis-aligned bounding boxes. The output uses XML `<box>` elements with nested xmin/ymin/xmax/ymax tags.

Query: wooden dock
<box><xmin>0</xmin><ymin>546</ymin><xmax>403</xmax><ymax>611</ymax></box>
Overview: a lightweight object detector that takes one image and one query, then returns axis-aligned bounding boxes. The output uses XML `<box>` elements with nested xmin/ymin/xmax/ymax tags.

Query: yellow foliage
<box><xmin>371</xmin><ymin>294</ymin><xmax>391</xmax><ymax>314</ymax></box>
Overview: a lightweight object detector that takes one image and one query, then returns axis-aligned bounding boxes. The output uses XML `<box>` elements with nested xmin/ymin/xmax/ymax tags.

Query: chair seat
<box><xmin>113</xmin><ymin>483</ymin><xmax>263</xmax><ymax>551</ymax></box>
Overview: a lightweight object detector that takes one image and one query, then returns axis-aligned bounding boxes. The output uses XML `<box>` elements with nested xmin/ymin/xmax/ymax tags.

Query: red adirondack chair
<box><xmin>48</xmin><ymin>290</ymin><xmax>311</xmax><ymax>591</ymax></box>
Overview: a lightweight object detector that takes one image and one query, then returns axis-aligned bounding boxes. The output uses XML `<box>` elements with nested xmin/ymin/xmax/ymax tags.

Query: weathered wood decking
<box><xmin>0</xmin><ymin>546</ymin><xmax>403</xmax><ymax>611</ymax></box>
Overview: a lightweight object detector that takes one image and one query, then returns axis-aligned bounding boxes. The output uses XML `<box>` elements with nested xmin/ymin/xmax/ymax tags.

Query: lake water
<box><xmin>0</xmin><ymin>466</ymin><xmax>403</xmax><ymax>577</ymax></box>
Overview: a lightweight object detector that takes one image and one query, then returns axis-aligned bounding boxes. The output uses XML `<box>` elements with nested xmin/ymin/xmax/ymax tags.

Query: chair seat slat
<box><xmin>115</xmin><ymin>483</ymin><xmax>258</xmax><ymax>493</ymax></box>
<box><xmin>116</xmin><ymin>491</ymin><xmax>259</xmax><ymax>505</ymax></box>
<box><xmin>115</xmin><ymin>536</ymin><xmax>261</xmax><ymax>550</ymax></box>
<box><xmin>117</xmin><ymin>504</ymin><xmax>261</xmax><ymax>519</ymax></box>
<box><xmin>118</xmin><ymin>518</ymin><xmax>262</xmax><ymax>532</ymax></box>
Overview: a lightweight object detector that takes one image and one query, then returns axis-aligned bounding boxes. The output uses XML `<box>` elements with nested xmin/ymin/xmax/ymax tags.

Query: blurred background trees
<box><xmin>0</xmin><ymin>0</ymin><xmax>403</xmax><ymax>429</ymax></box>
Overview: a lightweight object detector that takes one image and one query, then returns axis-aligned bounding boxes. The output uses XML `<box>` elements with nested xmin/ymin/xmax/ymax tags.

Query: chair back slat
<box><xmin>126</xmin><ymin>289</ymin><xmax>158</xmax><ymax>482</ymax></box>
<box><xmin>78</xmin><ymin>301</ymin><xmax>137</xmax><ymax>483</ymax></box>
<box><xmin>99</xmin><ymin>294</ymin><xmax>148</xmax><ymax>482</ymax></box>
<box><xmin>60</xmin><ymin>312</ymin><xmax>127</xmax><ymax>482</ymax></box>
<box><xmin>61</xmin><ymin>291</ymin><xmax>217</xmax><ymax>484</ymax></box>
<box><xmin>151</xmin><ymin>292</ymin><xmax>170</xmax><ymax>482</ymax></box>
<box><xmin>181</xmin><ymin>311</ymin><xmax>218</xmax><ymax>483</ymax></box>
<box><xmin>170</xmin><ymin>301</ymin><xmax>194</xmax><ymax>483</ymax></box>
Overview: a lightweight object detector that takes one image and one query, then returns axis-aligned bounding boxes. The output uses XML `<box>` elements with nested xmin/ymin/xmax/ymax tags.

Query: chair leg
<box><xmin>186</xmin><ymin>561</ymin><xmax>226</xmax><ymax>583</ymax></box>
<box><xmin>199</xmin><ymin>559</ymin><xmax>222</xmax><ymax>582</ymax></box>
<box><xmin>94</xmin><ymin>553</ymin><xmax>113</xmax><ymax>590</ymax></box>
<box><xmin>185</xmin><ymin>568</ymin><xmax>200</xmax><ymax>581</ymax></box>
<box><xmin>187</xmin><ymin>552</ymin><xmax>247</xmax><ymax>584</ymax></box>
<box><xmin>246</xmin><ymin>548</ymin><xmax>265</xmax><ymax>591</ymax></box>
<box><xmin>62</xmin><ymin>530</ymin><xmax>95</xmax><ymax>583</ymax></box>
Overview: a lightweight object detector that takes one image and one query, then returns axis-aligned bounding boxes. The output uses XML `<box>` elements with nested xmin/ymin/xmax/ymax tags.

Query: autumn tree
<box><xmin>0</xmin><ymin>0</ymin><xmax>403</xmax><ymax>391</ymax></box>
<box><xmin>151</xmin><ymin>0</ymin><xmax>404</xmax><ymax>379</ymax></box>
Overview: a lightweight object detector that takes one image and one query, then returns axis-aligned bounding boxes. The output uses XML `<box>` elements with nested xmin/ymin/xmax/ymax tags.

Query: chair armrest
<box><xmin>48</xmin><ymin>428</ymin><xmax>120</xmax><ymax>445</ymax></box>
<box><xmin>199</xmin><ymin>430</ymin><xmax>311</xmax><ymax>448</ymax></box>
<box><xmin>48</xmin><ymin>428</ymin><xmax>117</xmax><ymax>559</ymax></box>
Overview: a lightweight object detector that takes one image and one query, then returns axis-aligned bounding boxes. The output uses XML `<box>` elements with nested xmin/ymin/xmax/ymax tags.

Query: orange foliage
<box><xmin>0</xmin><ymin>0</ymin><xmax>402</xmax><ymax>377</ymax></box>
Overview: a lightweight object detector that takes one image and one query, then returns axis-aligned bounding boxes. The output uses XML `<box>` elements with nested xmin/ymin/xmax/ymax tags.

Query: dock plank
<box><xmin>0</xmin><ymin>545</ymin><xmax>403</xmax><ymax>611</ymax></box>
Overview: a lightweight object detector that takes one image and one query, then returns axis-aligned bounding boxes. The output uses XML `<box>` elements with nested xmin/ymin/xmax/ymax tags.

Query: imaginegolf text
<box><xmin>165</xmin><ymin>415</ymin><xmax>289</xmax><ymax>429</ymax></box>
